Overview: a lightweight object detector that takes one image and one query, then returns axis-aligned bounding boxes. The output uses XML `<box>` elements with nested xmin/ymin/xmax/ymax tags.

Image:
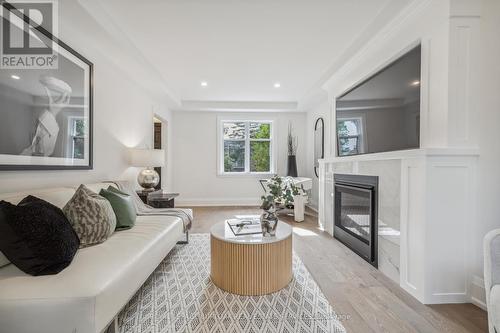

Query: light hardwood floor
<box><xmin>187</xmin><ymin>206</ymin><xmax>488</xmax><ymax>333</ymax></box>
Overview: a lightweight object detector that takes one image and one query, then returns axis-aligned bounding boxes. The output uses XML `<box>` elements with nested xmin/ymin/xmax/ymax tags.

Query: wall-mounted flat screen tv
<box><xmin>336</xmin><ymin>45</ymin><xmax>421</xmax><ymax>157</ymax></box>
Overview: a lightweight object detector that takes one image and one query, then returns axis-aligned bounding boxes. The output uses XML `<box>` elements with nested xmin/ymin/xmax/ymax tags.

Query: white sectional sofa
<box><xmin>0</xmin><ymin>183</ymin><xmax>186</xmax><ymax>333</ymax></box>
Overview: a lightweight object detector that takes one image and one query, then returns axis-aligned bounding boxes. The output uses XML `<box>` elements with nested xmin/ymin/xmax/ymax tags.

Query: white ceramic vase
<box><xmin>293</xmin><ymin>195</ymin><xmax>307</xmax><ymax>222</ymax></box>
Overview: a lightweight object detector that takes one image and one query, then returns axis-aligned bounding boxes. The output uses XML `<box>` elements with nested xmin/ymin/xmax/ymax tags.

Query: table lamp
<box><xmin>129</xmin><ymin>148</ymin><xmax>165</xmax><ymax>191</ymax></box>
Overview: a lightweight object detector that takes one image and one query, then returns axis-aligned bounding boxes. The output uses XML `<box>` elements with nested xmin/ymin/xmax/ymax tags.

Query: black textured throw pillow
<box><xmin>0</xmin><ymin>196</ymin><xmax>80</xmax><ymax>276</ymax></box>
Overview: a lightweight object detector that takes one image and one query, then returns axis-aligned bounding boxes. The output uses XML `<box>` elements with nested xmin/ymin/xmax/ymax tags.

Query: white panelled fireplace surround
<box><xmin>314</xmin><ymin>0</ymin><xmax>484</xmax><ymax>305</ymax></box>
<box><xmin>318</xmin><ymin>148</ymin><xmax>478</xmax><ymax>304</ymax></box>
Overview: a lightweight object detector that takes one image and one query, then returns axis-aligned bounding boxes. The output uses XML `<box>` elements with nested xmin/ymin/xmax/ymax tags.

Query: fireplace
<box><xmin>334</xmin><ymin>174</ymin><xmax>378</xmax><ymax>267</ymax></box>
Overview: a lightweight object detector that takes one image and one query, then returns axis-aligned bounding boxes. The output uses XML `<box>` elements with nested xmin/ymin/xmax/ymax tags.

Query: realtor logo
<box><xmin>0</xmin><ymin>0</ymin><xmax>58</xmax><ymax>69</ymax></box>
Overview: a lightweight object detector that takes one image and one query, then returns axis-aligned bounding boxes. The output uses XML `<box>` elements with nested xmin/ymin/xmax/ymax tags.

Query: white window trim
<box><xmin>217</xmin><ymin>116</ymin><xmax>277</xmax><ymax>177</ymax></box>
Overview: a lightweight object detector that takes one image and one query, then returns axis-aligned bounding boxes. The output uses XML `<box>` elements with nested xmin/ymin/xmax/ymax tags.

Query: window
<box><xmin>69</xmin><ymin>117</ymin><xmax>85</xmax><ymax>159</ymax></box>
<box><xmin>337</xmin><ymin>118</ymin><xmax>363</xmax><ymax>155</ymax></box>
<box><xmin>219</xmin><ymin>120</ymin><xmax>274</xmax><ymax>175</ymax></box>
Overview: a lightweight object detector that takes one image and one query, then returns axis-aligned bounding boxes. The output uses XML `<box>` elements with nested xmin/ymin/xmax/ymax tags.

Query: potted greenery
<box><xmin>261</xmin><ymin>175</ymin><xmax>293</xmax><ymax>208</ymax></box>
<box><xmin>260</xmin><ymin>175</ymin><xmax>307</xmax><ymax>230</ymax></box>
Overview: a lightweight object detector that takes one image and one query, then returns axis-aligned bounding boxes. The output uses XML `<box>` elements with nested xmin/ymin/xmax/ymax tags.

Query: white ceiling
<box><xmin>81</xmin><ymin>0</ymin><xmax>411</xmax><ymax>111</ymax></box>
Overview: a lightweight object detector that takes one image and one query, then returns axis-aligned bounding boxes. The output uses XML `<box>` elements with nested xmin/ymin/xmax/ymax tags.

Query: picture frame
<box><xmin>0</xmin><ymin>2</ymin><xmax>93</xmax><ymax>170</ymax></box>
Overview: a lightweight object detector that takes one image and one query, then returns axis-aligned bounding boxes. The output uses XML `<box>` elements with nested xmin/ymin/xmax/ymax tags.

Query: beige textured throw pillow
<box><xmin>63</xmin><ymin>185</ymin><xmax>116</xmax><ymax>248</ymax></box>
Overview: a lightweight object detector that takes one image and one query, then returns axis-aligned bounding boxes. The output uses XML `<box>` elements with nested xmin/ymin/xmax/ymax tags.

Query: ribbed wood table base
<box><xmin>210</xmin><ymin>234</ymin><xmax>292</xmax><ymax>296</ymax></box>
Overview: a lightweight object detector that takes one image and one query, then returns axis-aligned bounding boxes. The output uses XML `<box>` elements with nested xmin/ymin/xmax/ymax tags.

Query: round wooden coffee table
<box><xmin>210</xmin><ymin>221</ymin><xmax>292</xmax><ymax>296</ymax></box>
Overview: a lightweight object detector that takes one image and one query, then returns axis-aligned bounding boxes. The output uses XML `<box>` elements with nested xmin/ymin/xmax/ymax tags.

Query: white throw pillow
<box><xmin>0</xmin><ymin>251</ymin><xmax>10</xmax><ymax>268</ymax></box>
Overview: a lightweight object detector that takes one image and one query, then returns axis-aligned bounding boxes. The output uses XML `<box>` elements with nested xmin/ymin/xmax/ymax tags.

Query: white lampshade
<box><xmin>129</xmin><ymin>149</ymin><xmax>165</xmax><ymax>167</ymax></box>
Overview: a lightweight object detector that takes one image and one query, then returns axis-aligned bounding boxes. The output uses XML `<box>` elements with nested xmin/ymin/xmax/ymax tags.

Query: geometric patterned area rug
<box><xmin>118</xmin><ymin>233</ymin><xmax>346</xmax><ymax>333</ymax></box>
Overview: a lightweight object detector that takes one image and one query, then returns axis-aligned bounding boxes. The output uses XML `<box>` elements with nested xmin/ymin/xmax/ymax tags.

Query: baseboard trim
<box><xmin>306</xmin><ymin>203</ymin><xmax>318</xmax><ymax>213</ymax></box>
<box><xmin>471</xmin><ymin>296</ymin><xmax>487</xmax><ymax>311</ymax></box>
<box><xmin>177</xmin><ymin>197</ymin><xmax>261</xmax><ymax>207</ymax></box>
<box><xmin>470</xmin><ymin>275</ymin><xmax>487</xmax><ymax>310</ymax></box>
<box><xmin>427</xmin><ymin>292</ymin><xmax>468</xmax><ymax>304</ymax></box>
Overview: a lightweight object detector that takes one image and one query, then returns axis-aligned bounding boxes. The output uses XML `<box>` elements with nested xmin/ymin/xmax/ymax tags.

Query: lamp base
<box><xmin>137</xmin><ymin>167</ymin><xmax>160</xmax><ymax>191</ymax></box>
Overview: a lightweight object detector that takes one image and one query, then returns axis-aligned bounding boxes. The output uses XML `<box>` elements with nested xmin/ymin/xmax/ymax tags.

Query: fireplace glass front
<box><xmin>334</xmin><ymin>174</ymin><xmax>378</xmax><ymax>267</ymax></box>
<box><xmin>337</xmin><ymin>185</ymin><xmax>371</xmax><ymax>244</ymax></box>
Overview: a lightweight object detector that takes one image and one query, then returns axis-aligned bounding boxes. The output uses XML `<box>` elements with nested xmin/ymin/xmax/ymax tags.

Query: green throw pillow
<box><xmin>99</xmin><ymin>186</ymin><xmax>136</xmax><ymax>230</ymax></box>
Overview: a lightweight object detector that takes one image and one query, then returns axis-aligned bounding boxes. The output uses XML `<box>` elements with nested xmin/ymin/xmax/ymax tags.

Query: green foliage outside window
<box><xmin>250</xmin><ymin>141</ymin><xmax>270</xmax><ymax>172</ymax></box>
<box><xmin>250</xmin><ymin>123</ymin><xmax>270</xmax><ymax>139</ymax></box>
<box><xmin>250</xmin><ymin>123</ymin><xmax>270</xmax><ymax>172</ymax></box>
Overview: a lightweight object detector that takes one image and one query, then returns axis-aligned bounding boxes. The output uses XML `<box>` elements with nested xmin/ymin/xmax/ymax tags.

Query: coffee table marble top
<box><xmin>210</xmin><ymin>220</ymin><xmax>292</xmax><ymax>244</ymax></box>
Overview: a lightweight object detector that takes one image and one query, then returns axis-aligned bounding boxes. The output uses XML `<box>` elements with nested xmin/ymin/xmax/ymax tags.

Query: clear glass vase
<box><xmin>260</xmin><ymin>205</ymin><xmax>278</xmax><ymax>237</ymax></box>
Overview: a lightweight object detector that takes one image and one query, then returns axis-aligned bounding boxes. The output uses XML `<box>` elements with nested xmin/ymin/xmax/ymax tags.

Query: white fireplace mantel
<box><xmin>320</xmin><ymin>147</ymin><xmax>480</xmax><ymax>163</ymax></box>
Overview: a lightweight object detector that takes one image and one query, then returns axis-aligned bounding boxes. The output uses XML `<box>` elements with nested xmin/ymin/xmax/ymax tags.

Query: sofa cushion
<box><xmin>99</xmin><ymin>186</ymin><xmax>136</xmax><ymax>230</ymax></box>
<box><xmin>0</xmin><ymin>214</ymin><xmax>184</xmax><ymax>333</ymax></box>
<box><xmin>0</xmin><ymin>196</ymin><xmax>80</xmax><ymax>276</ymax></box>
<box><xmin>0</xmin><ymin>188</ymin><xmax>76</xmax><ymax>208</ymax></box>
<box><xmin>63</xmin><ymin>185</ymin><xmax>116</xmax><ymax>248</ymax></box>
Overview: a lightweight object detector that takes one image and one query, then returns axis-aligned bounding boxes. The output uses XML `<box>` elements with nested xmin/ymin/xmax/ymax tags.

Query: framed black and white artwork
<box><xmin>0</xmin><ymin>3</ymin><xmax>93</xmax><ymax>170</ymax></box>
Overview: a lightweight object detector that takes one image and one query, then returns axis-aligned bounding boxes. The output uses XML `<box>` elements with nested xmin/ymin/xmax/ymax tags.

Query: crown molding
<box><xmin>297</xmin><ymin>90</ymin><xmax>328</xmax><ymax>112</ymax></box>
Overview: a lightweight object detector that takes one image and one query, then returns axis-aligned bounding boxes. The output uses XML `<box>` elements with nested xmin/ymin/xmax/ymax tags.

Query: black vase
<box><xmin>287</xmin><ymin>155</ymin><xmax>298</xmax><ymax>177</ymax></box>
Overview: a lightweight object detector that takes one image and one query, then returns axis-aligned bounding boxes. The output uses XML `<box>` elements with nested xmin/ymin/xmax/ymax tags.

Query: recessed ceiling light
<box><xmin>200</xmin><ymin>81</ymin><xmax>208</xmax><ymax>87</ymax></box>
<box><xmin>273</xmin><ymin>82</ymin><xmax>281</xmax><ymax>88</ymax></box>
<box><xmin>11</xmin><ymin>75</ymin><xmax>20</xmax><ymax>80</ymax></box>
<box><xmin>410</xmin><ymin>80</ymin><xmax>420</xmax><ymax>86</ymax></box>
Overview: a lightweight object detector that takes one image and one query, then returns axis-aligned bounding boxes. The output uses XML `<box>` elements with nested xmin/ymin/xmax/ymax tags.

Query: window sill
<box><xmin>217</xmin><ymin>172</ymin><xmax>275</xmax><ymax>178</ymax></box>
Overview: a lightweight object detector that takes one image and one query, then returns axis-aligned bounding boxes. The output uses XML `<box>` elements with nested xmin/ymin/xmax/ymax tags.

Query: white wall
<box><xmin>475</xmin><ymin>0</ymin><xmax>500</xmax><ymax>289</ymax></box>
<box><xmin>305</xmin><ymin>99</ymin><xmax>330</xmax><ymax>210</ymax></box>
<box><xmin>171</xmin><ymin>111</ymin><xmax>307</xmax><ymax>206</ymax></box>
<box><xmin>0</xmin><ymin>3</ymin><xmax>173</xmax><ymax>194</ymax></box>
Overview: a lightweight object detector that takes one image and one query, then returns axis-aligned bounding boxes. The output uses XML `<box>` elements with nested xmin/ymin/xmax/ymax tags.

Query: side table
<box><xmin>147</xmin><ymin>192</ymin><xmax>179</xmax><ymax>208</ymax></box>
<box><xmin>136</xmin><ymin>190</ymin><xmax>150</xmax><ymax>204</ymax></box>
<box><xmin>136</xmin><ymin>190</ymin><xmax>180</xmax><ymax>208</ymax></box>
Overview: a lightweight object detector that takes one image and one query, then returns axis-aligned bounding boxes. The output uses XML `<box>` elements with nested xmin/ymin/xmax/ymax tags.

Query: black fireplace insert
<box><xmin>334</xmin><ymin>174</ymin><xmax>378</xmax><ymax>267</ymax></box>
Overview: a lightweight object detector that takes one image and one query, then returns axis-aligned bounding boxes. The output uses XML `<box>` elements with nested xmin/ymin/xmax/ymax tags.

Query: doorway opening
<box><xmin>153</xmin><ymin>117</ymin><xmax>163</xmax><ymax>190</ymax></box>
